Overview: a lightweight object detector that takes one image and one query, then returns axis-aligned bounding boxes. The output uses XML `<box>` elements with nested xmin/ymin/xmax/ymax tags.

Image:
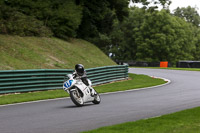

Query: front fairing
<box><xmin>63</xmin><ymin>79</ymin><xmax>76</xmax><ymax>91</ymax></box>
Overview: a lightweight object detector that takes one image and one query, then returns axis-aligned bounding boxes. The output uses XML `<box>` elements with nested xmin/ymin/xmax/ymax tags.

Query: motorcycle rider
<box><xmin>72</xmin><ymin>64</ymin><xmax>95</xmax><ymax>96</ymax></box>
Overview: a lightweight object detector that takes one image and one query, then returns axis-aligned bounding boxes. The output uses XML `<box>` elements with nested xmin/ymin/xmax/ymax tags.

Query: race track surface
<box><xmin>1</xmin><ymin>68</ymin><xmax>200</xmax><ymax>133</ymax></box>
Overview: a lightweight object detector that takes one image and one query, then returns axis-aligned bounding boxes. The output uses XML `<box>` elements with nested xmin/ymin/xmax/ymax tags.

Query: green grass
<box><xmin>0</xmin><ymin>89</ymin><xmax>69</xmax><ymax>105</ymax></box>
<box><xmin>0</xmin><ymin>35</ymin><xmax>116</xmax><ymax>70</ymax></box>
<box><xmin>83</xmin><ymin>106</ymin><xmax>200</xmax><ymax>133</ymax></box>
<box><xmin>162</xmin><ymin>67</ymin><xmax>200</xmax><ymax>71</ymax></box>
<box><xmin>0</xmin><ymin>73</ymin><xmax>166</xmax><ymax>105</ymax></box>
<box><xmin>132</xmin><ymin>67</ymin><xmax>200</xmax><ymax>71</ymax></box>
<box><xmin>94</xmin><ymin>73</ymin><xmax>166</xmax><ymax>93</ymax></box>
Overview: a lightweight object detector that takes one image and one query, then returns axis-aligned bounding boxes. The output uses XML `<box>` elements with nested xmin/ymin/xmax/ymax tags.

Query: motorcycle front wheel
<box><xmin>70</xmin><ymin>90</ymin><xmax>84</xmax><ymax>107</ymax></box>
<box><xmin>92</xmin><ymin>93</ymin><xmax>101</xmax><ymax>104</ymax></box>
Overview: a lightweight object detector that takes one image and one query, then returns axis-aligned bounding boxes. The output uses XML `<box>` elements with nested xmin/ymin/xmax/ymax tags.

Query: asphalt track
<box><xmin>1</xmin><ymin>68</ymin><xmax>200</xmax><ymax>133</ymax></box>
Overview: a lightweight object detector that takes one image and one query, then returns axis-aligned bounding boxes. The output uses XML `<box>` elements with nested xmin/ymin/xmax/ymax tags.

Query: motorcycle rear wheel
<box><xmin>70</xmin><ymin>90</ymin><xmax>84</xmax><ymax>107</ymax></box>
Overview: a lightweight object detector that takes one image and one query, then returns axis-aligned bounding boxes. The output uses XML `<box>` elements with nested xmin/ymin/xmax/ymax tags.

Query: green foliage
<box><xmin>137</xmin><ymin>10</ymin><xmax>195</xmax><ymax>63</ymax></box>
<box><xmin>1</xmin><ymin>0</ymin><xmax>129</xmax><ymax>40</ymax></box>
<box><xmin>173</xmin><ymin>6</ymin><xmax>200</xmax><ymax>27</ymax></box>
<box><xmin>1</xmin><ymin>0</ymin><xmax>82</xmax><ymax>38</ymax></box>
<box><xmin>108</xmin><ymin>7</ymin><xmax>198</xmax><ymax>64</ymax></box>
<box><xmin>0</xmin><ymin>3</ymin><xmax>53</xmax><ymax>36</ymax></box>
<box><xmin>45</xmin><ymin>0</ymin><xmax>83</xmax><ymax>38</ymax></box>
<box><xmin>111</xmin><ymin>7</ymin><xmax>146</xmax><ymax>61</ymax></box>
<box><xmin>192</xmin><ymin>28</ymin><xmax>200</xmax><ymax>60</ymax></box>
<box><xmin>173</xmin><ymin>6</ymin><xmax>200</xmax><ymax>61</ymax></box>
<box><xmin>77</xmin><ymin>0</ymin><xmax>129</xmax><ymax>48</ymax></box>
<box><xmin>132</xmin><ymin>0</ymin><xmax>172</xmax><ymax>9</ymax></box>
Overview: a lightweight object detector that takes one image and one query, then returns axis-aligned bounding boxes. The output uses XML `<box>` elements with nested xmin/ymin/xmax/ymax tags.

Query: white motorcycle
<box><xmin>63</xmin><ymin>74</ymin><xmax>101</xmax><ymax>106</ymax></box>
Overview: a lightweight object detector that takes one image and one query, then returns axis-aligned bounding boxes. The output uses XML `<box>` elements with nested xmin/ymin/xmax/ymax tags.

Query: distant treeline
<box><xmin>109</xmin><ymin>7</ymin><xmax>200</xmax><ymax>65</ymax></box>
<box><xmin>1</xmin><ymin>0</ymin><xmax>200</xmax><ymax>64</ymax></box>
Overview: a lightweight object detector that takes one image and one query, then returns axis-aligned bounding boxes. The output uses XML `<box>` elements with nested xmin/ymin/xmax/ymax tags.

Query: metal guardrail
<box><xmin>0</xmin><ymin>65</ymin><xmax>128</xmax><ymax>94</ymax></box>
<box><xmin>176</xmin><ymin>61</ymin><xmax>200</xmax><ymax>68</ymax></box>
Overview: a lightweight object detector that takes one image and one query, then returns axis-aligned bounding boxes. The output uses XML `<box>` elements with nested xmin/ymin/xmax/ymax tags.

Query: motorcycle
<box><xmin>63</xmin><ymin>74</ymin><xmax>101</xmax><ymax>106</ymax></box>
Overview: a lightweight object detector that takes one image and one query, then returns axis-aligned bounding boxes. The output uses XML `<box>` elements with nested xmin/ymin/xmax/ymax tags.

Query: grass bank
<box><xmin>83</xmin><ymin>106</ymin><xmax>200</xmax><ymax>133</ymax></box>
<box><xmin>0</xmin><ymin>73</ymin><xmax>166</xmax><ymax>105</ymax></box>
<box><xmin>0</xmin><ymin>35</ymin><xmax>116</xmax><ymax>70</ymax></box>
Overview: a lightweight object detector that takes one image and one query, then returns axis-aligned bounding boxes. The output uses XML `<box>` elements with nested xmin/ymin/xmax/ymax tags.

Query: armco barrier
<box><xmin>116</xmin><ymin>61</ymin><xmax>172</xmax><ymax>67</ymax></box>
<box><xmin>0</xmin><ymin>65</ymin><xmax>128</xmax><ymax>94</ymax></box>
<box><xmin>176</xmin><ymin>61</ymin><xmax>200</xmax><ymax>68</ymax></box>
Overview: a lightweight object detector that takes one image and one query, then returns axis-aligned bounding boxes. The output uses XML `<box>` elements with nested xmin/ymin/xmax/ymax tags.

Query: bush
<box><xmin>0</xmin><ymin>4</ymin><xmax>53</xmax><ymax>37</ymax></box>
<box><xmin>0</xmin><ymin>12</ymin><xmax>53</xmax><ymax>37</ymax></box>
<box><xmin>1</xmin><ymin>0</ymin><xmax>82</xmax><ymax>39</ymax></box>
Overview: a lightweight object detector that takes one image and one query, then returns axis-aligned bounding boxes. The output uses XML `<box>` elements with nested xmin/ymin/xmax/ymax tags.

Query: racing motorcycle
<box><xmin>63</xmin><ymin>74</ymin><xmax>101</xmax><ymax>107</ymax></box>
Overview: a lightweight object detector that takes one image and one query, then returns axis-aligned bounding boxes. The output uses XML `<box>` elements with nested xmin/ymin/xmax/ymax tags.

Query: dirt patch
<box><xmin>48</xmin><ymin>55</ymin><xmax>65</xmax><ymax>64</ymax></box>
<box><xmin>93</xmin><ymin>77</ymin><xmax>131</xmax><ymax>87</ymax></box>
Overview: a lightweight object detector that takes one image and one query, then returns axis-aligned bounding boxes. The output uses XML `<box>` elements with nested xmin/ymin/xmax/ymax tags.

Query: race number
<box><xmin>64</xmin><ymin>80</ymin><xmax>73</xmax><ymax>88</ymax></box>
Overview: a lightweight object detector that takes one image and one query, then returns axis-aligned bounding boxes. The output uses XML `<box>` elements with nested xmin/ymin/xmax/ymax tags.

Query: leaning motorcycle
<box><xmin>63</xmin><ymin>74</ymin><xmax>101</xmax><ymax>106</ymax></box>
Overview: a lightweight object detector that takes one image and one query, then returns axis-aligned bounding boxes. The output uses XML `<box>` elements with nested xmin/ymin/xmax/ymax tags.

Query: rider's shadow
<box><xmin>60</xmin><ymin>103</ymin><xmax>95</xmax><ymax>109</ymax></box>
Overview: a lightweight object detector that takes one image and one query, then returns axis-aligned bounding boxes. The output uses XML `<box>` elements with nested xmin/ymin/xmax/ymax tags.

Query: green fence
<box><xmin>0</xmin><ymin>65</ymin><xmax>128</xmax><ymax>94</ymax></box>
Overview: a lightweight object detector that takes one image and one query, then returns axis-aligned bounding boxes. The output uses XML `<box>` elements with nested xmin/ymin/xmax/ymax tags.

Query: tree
<box><xmin>109</xmin><ymin>7</ymin><xmax>146</xmax><ymax>61</ymax></box>
<box><xmin>130</xmin><ymin>0</ymin><xmax>172</xmax><ymax>9</ymax></box>
<box><xmin>138</xmin><ymin>9</ymin><xmax>196</xmax><ymax>63</ymax></box>
<box><xmin>109</xmin><ymin>7</ymin><xmax>197</xmax><ymax>64</ymax></box>
<box><xmin>77</xmin><ymin>0</ymin><xmax>129</xmax><ymax>46</ymax></box>
<box><xmin>0</xmin><ymin>1</ymin><xmax>53</xmax><ymax>36</ymax></box>
<box><xmin>173</xmin><ymin>6</ymin><xmax>200</xmax><ymax>61</ymax></box>
<box><xmin>191</xmin><ymin>25</ymin><xmax>200</xmax><ymax>61</ymax></box>
<box><xmin>173</xmin><ymin>6</ymin><xmax>200</xmax><ymax>27</ymax></box>
<box><xmin>78</xmin><ymin>0</ymin><xmax>172</xmax><ymax>53</ymax></box>
<box><xmin>2</xmin><ymin>0</ymin><xmax>83</xmax><ymax>38</ymax></box>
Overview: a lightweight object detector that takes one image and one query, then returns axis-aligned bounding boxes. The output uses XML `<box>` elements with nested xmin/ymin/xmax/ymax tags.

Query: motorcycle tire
<box><xmin>70</xmin><ymin>90</ymin><xmax>84</xmax><ymax>107</ymax></box>
<box><xmin>92</xmin><ymin>93</ymin><xmax>101</xmax><ymax>104</ymax></box>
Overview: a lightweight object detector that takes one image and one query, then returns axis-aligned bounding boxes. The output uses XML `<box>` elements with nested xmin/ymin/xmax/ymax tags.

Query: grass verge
<box><xmin>0</xmin><ymin>73</ymin><xmax>166</xmax><ymax>105</ymax></box>
<box><xmin>83</xmin><ymin>106</ymin><xmax>200</xmax><ymax>133</ymax></box>
<box><xmin>132</xmin><ymin>67</ymin><xmax>200</xmax><ymax>71</ymax></box>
